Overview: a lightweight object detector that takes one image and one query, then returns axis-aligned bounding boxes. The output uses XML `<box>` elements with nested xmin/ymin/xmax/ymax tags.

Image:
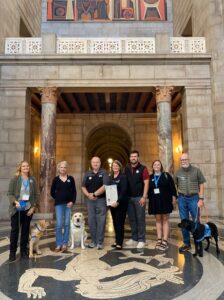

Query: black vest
<box><xmin>125</xmin><ymin>163</ymin><xmax>145</xmax><ymax>197</ymax></box>
<box><xmin>85</xmin><ymin>171</ymin><xmax>105</xmax><ymax>197</ymax></box>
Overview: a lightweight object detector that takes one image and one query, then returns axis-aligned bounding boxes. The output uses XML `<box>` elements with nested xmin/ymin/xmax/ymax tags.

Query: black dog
<box><xmin>178</xmin><ymin>219</ymin><xmax>220</xmax><ymax>257</ymax></box>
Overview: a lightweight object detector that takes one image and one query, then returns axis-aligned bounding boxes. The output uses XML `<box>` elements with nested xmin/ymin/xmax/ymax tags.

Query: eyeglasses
<box><xmin>180</xmin><ymin>159</ymin><xmax>189</xmax><ymax>161</ymax></box>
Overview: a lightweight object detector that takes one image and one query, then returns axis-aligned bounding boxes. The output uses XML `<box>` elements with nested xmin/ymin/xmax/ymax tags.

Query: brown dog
<box><xmin>29</xmin><ymin>220</ymin><xmax>50</xmax><ymax>258</ymax></box>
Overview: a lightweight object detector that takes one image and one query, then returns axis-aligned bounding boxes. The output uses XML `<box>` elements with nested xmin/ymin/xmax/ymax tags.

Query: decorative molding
<box><xmin>125</xmin><ymin>38</ymin><xmax>155</xmax><ymax>54</ymax></box>
<box><xmin>155</xmin><ymin>86</ymin><xmax>174</xmax><ymax>104</ymax></box>
<box><xmin>5</xmin><ymin>37</ymin><xmax>206</xmax><ymax>55</ymax></box>
<box><xmin>39</xmin><ymin>87</ymin><xmax>58</xmax><ymax>104</ymax></box>
<box><xmin>57</xmin><ymin>38</ymin><xmax>88</xmax><ymax>54</ymax></box>
<box><xmin>5</xmin><ymin>38</ymin><xmax>42</xmax><ymax>55</ymax></box>
<box><xmin>170</xmin><ymin>37</ymin><xmax>206</xmax><ymax>53</ymax></box>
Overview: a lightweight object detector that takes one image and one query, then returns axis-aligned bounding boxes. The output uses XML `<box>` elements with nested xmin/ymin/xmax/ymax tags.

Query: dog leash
<box><xmin>194</xmin><ymin>201</ymin><xmax>209</xmax><ymax>224</ymax></box>
<box><xmin>199</xmin><ymin>202</ymin><xmax>209</xmax><ymax>223</ymax></box>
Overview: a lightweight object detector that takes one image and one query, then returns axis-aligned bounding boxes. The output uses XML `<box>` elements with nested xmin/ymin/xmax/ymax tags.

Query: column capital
<box><xmin>39</xmin><ymin>87</ymin><xmax>58</xmax><ymax>105</ymax></box>
<box><xmin>155</xmin><ymin>86</ymin><xmax>174</xmax><ymax>104</ymax></box>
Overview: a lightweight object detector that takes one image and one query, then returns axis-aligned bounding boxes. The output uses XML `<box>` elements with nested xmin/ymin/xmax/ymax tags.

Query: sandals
<box><xmin>155</xmin><ymin>239</ymin><xmax>162</xmax><ymax>249</ymax></box>
<box><xmin>159</xmin><ymin>240</ymin><xmax>168</xmax><ymax>251</ymax></box>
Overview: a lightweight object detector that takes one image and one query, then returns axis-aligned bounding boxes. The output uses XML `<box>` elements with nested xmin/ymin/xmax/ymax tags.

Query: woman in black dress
<box><xmin>109</xmin><ymin>160</ymin><xmax>128</xmax><ymax>250</ymax></box>
<box><xmin>148</xmin><ymin>160</ymin><xmax>177</xmax><ymax>250</ymax></box>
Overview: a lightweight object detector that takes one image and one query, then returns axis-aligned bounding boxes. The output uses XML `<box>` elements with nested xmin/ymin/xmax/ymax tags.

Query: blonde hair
<box><xmin>57</xmin><ymin>161</ymin><xmax>68</xmax><ymax>174</ymax></box>
<box><xmin>111</xmin><ymin>160</ymin><xmax>123</xmax><ymax>176</ymax></box>
<box><xmin>15</xmin><ymin>161</ymin><xmax>32</xmax><ymax>177</ymax></box>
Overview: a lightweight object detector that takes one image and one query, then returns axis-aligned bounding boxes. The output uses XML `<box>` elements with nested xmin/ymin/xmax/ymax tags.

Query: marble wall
<box><xmin>173</xmin><ymin>0</ymin><xmax>224</xmax><ymax>217</ymax></box>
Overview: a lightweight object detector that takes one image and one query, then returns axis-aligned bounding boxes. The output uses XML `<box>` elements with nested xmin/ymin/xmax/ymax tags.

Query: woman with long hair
<box><xmin>148</xmin><ymin>160</ymin><xmax>177</xmax><ymax>250</ymax></box>
<box><xmin>51</xmin><ymin>161</ymin><xmax>76</xmax><ymax>252</ymax></box>
<box><xmin>8</xmin><ymin>161</ymin><xmax>39</xmax><ymax>262</ymax></box>
<box><xmin>109</xmin><ymin>160</ymin><xmax>128</xmax><ymax>250</ymax></box>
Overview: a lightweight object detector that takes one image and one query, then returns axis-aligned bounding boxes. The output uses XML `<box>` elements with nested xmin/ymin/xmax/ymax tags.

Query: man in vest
<box><xmin>174</xmin><ymin>153</ymin><xmax>206</xmax><ymax>253</ymax></box>
<box><xmin>125</xmin><ymin>150</ymin><xmax>149</xmax><ymax>249</ymax></box>
<box><xmin>81</xmin><ymin>156</ymin><xmax>109</xmax><ymax>250</ymax></box>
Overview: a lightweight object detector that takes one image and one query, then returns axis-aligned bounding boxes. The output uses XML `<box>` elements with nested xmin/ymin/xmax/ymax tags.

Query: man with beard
<box><xmin>174</xmin><ymin>153</ymin><xmax>206</xmax><ymax>253</ymax></box>
<box><xmin>125</xmin><ymin>150</ymin><xmax>149</xmax><ymax>249</ymax></box>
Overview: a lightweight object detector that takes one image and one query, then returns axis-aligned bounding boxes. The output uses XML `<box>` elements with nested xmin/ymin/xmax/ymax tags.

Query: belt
<box><xmin>178</xmin><ymin>193</ymin><xmax>198</xmax><ymax>198</ymax></box>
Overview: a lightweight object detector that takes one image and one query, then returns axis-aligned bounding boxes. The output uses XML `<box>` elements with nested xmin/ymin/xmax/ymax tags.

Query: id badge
<box><xmin>23</xmin><ymin>195</ymin><xmax>29</xmax><ymax>201</ymax></box>
<box><xmin>154</xmin><ymin>188</ymin><xmax>160</xmax><ymax>194</ymax></box>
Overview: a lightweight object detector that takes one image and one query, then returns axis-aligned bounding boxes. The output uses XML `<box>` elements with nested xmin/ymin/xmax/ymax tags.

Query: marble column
<box><xmin>156</xmin><ymin>86</ymin><xmax>174</xmax><ymax>173</ymax></box>
<box><xmin>39</xmin><ymin>87</ymin><xmax>57</xmax><ymax>213</ymax></box>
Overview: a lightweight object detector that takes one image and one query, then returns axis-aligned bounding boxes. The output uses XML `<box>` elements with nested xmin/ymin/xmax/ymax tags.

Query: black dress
<box><xmin>109</xmin><ymin>173</ymin><xmax>128</xmax><ymax>246</ymax></box>
<box><xmin>148</xmin><ymin>172</ymin><xmax>177</xmax><ymax>215</ymax></box>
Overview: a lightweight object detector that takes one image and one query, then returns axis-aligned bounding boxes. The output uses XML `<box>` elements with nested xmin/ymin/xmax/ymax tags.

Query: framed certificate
<box><xmin>105</xmin><ymin>185</ymin><xmax>118</xmax><ymax>206</ymax></box>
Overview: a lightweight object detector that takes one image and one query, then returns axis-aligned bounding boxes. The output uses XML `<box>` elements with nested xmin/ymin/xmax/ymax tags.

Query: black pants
<box><xmin>110</xmin><ymin>204</ymin><xmax>128</xmax><ymax>246</ymax></box>
<box><xmin>10</xmin><ymin>211</ymin><xmax>32</xmax><ymax>253</ymax></box>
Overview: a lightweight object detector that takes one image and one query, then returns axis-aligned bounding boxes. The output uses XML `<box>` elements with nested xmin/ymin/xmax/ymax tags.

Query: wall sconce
<box><xmin>34</xmin><ymin>146</ymin><xmax>39</xmax><ymax>156</ymax></box>
<box><xmin>107</xmin><ymin>158</ymin><xmax>113</xmax><ymax>171</ymax></box>
<box><xmin>175</xmin><ymin>145</ymin><xmax>183</xmax><ymax>154</ymax></box>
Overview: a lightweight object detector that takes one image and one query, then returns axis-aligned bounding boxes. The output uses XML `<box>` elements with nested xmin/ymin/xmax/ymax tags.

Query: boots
<box><xmin>9</xmin><ymin>252</ymin><xmax>16</xmax><ymax>262</ymax></box>
<box><xmin>20</xmin><ymin>250</ymin><xmax>29</xmax><ymax>259</ymax></box>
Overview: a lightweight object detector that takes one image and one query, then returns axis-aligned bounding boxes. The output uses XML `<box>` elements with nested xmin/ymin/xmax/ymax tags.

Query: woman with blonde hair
<box><xmin>109</xmin><ymin>160</ymin><xmax>128</xmax><ymax>250</ymax></box>
<box><xmin>8</xmin><ymin>161</ymin><xmax>39</xmax><ymax>262</ymax></box>
<box><xmin>51</xmin><ymin>161</ymin><xmax>76</xmax><ymax>252</ymax></box>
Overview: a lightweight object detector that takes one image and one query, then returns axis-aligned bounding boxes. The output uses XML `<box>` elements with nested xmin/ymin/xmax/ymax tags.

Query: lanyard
<box><xmin>21</xmin><ymin>177</ymin><xmax>29</xmax><ymax>191</ymax></box>
<box><xmin>154</xmin><ymin>173</ymin><xmax>161</xmax><ymax>188</ymax></box>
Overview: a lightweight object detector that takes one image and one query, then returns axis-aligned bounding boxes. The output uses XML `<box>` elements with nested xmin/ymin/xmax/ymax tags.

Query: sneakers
<box><xmin>61</xmin><ymin>245</ymin><xmax>68</xmax><ymax>253</ymax></box>
<box><xmin>179</xmin><ymin>244</ymin><xmax>191</xmax><ymax>253</ymax></box>
<box><xmin>137</xmin><ymin>242</ymin><xmax>145</xmax><ymax>249</ymax></box>
<box><xmin>125</xmin><ymin>239</ymin><xmax>138</xmax><ymax>246</ymax></box>
<box><xmin>54</xmin><ymin>246</ymin><xmax>61</xmax><ymax>253</ymax></box>
<box><xmin>88</xmin><ymin>242</ymin><xmax>96</xmax><ymax>248</ymax></box>
<box><xmin>97</xmin><ymin>244</ymin><xmax>103</xmax><ymax>250</ymax></box>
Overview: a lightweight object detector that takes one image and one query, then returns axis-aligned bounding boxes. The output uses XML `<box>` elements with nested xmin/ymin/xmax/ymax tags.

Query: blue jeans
<box><xmin>127</xmin><ymin>197</ymin><xmax>146</xmax><ymax>242</ymax></box>
<box><xmin>55</xmin><ymin>204</ymin><xmax>71</xmax><ymax>247</ymax></box>
<box><xmin>178</xmin><ymin>195</ymin><xmax>199</xmax><ymax>245</ymax></box>
<box><xmin>86</xmin><ymin>198</ymin><xmax>107</xmax><ymax>245</ymax></box>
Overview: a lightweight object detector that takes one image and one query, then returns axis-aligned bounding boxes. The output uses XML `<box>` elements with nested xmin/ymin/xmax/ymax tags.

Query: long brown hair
<box><xmin>151</xmin><ymin>159</ymin><xmax>164</xmax><ymax>174</ymax></box>
<box><xmin>15</xmin><ymin>160</ymin><xmax>32</xmax><ymax>177</ymax></box>
<box><xmin>111</xmin><ymin>160</ymin><xmax>123</xmax><ymax>177</ymax></box>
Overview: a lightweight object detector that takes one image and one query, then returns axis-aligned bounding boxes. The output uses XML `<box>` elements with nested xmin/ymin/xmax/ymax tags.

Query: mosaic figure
<box><xmin>18</xmin><ymin>247</ymin><xmax>183</xmax><ymax>299</ymax></box>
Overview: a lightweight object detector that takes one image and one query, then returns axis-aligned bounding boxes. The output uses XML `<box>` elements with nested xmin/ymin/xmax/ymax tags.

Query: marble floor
<box><xmin>0</xmin><ymin>208</ymin><xmax>224</xmax><ymax>300</ymax></box>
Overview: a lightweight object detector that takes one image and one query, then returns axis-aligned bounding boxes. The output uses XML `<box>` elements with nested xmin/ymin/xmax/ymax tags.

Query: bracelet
<box><xmin>199</xmin><ymin>197</ymin><xmax>204</xmax><ymax>200</ymax></box>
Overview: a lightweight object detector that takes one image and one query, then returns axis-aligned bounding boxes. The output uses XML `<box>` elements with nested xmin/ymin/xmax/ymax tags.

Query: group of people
<box><xmin>7</xmin><ymin>150</ymin><xmax>206</xmax><ymax>262</ymax></box>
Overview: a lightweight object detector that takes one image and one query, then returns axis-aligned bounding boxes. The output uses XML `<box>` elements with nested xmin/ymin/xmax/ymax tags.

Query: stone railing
<box><xmin>4</xmin><ymin>37</ymin><xmax>206</xmax><ymax>55</ymax></box>
<box><xmin>5</xmin><ymin>38</ymin><xmax>42</xmax><ymax>55</ymax></box>
<box><xmin>170</xmin><ymin>37</ymin><xmax>206</xmax><ymax>53</ymax></box>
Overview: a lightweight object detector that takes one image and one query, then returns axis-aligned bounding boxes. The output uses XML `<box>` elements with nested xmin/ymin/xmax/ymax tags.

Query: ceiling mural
<box><xmin>47</xmin><ymin>0</ymin><xmax>166</xmax><ymax>21</ymax></box>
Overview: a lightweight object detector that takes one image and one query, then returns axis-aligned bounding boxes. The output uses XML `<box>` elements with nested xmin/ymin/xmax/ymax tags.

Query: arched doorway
<box><xmin>86</xmin><ymin>124</ymin><xmax>132</xmax><ymax>170</ymax></box>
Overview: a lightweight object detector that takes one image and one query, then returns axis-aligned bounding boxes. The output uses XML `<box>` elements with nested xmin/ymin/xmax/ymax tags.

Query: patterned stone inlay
<box><xmin>5</xmin><ymin>37</ymin><xmax>206</xmax><ymax>55</ymax></box>
<box><xmin>5</xmin><ymin>38</ymin><xmax>42</xmax><ymax>55</ymax></box>
<box><xmin>170</xmin><ymin>37</ymin><xmax>206</xmax><ymax>53</ymax></box>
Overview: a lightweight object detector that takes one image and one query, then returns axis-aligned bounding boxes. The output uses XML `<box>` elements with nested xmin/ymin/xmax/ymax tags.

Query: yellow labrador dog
<box><xmin>70</xmin><ymin>212</ymin><xmax>87</xmax><ymax>250</ymax></box>
<box><xmin>29</xmin><ymin>220</ymin><xmax>50</xmax><ymax>258</ymax></box>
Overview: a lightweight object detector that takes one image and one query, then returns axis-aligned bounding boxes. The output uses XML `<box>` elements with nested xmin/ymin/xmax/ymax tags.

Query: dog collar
<box><xmin>34</xmin><ymin>223</ymin><xmax>44</xmax><ymax>232</ymax></box>
<box><xmin>74</xmin><ymin>224</ymin><xmax>81</xmax><ymax>228</ymax></box>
